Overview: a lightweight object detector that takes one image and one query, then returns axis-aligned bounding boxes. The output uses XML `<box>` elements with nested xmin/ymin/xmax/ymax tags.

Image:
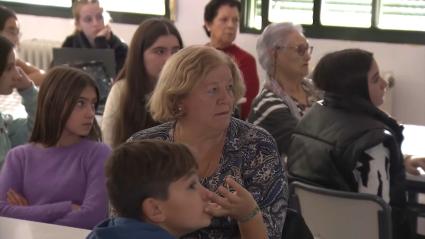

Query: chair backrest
<box><xmin>290</xmin><ymin>181</ymin><xmax>392</xmax><ymax>239</ymax></box>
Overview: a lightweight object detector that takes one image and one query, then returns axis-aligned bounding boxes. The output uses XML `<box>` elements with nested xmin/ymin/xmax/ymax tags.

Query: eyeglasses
<box><xmin>276</xmin><ymin>44</ymin><xmax>313</xmax><ymax>56</ymax></box>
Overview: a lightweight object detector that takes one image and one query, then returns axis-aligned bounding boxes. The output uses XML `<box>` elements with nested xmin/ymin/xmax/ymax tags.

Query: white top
<box><xmin>0</xmin><ymin>216</ymin><xmax>90</xmax><ymax>239</ymax></box>
<box><xmin>101</xmin><ymin>80</ymin><xmax>125</xmax><ymax>147</ymax></box>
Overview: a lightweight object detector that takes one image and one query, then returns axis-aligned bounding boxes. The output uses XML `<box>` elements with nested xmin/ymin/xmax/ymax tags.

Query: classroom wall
<box><xmin>16</xmin><ymin>0</ymin><xmax>425</xmax><ymax>125</ymax></box>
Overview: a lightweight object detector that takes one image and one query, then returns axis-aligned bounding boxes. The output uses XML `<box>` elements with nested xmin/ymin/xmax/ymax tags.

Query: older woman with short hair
<box><xmin>248</xmin><ymin>22</ymin><xmax>321</xmax><ymax>158</ymax></box>
<box><xmin>129</xmin><ymin>45</ymin><xmax>287</xmax><ymax>239</ymax></box>
<box><xmin>203</xmin><ymin>0</ymin><xmax>259</xmax><ymax>119</ymax></box>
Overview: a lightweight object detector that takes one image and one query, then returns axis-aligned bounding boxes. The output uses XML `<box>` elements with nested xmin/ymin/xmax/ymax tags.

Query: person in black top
<box><xmin>62</xmin><ymin>0</ymin><xmax>128</xmax><ymax>74</ymax></box>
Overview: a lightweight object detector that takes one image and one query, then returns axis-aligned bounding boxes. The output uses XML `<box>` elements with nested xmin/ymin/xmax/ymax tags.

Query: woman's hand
<box><xmin>205</xmin><ymin>177</ymin><xmax>268</xmax><ymax>239</ymax></box>
<box><xmin>6</xmin><ymin>189</ymin><xmax>29</xmax><ymax>206</ymax></box>
<box><xmin>14</xmin><ymin>67</ymin><xmax>33</xmax><ymax>91</ymax></box>
<box><xmin>96</xmin><ymin>25</ymin><xmax>111</xmax><ymax>40</ymax></box>
<box><xmin>404</xmin><ymin>155</ymin><xmax>425</xmax><ymax>175</ymax></box>
<box><xmin>206</xmin><ymin>177</ymin><xmax>260</xmax><ymax>222</ymax></box>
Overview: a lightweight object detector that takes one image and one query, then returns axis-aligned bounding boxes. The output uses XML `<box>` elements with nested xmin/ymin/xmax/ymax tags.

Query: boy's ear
<box><xmin>142</xmin><ymin>198</ymin><xmax>166</xmax><ymax>223</ymax></box>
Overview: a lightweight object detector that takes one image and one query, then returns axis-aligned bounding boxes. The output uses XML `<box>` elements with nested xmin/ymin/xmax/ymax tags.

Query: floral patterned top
<box><xmin>129</xmin><ymin>118</ymin><xmax>288</xmax><ymax>239</ymax></box>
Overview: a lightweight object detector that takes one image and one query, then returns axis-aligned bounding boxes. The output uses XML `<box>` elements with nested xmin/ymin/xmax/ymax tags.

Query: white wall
<box><xmin>17</xmin><ymin>0</ymin><xmax>425</xmax><ymax>125</ymax></box>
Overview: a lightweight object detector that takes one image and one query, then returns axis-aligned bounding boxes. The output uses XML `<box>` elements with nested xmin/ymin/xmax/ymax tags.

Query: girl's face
<box><xmin>76</xmin><ymin>3</ymin><xmax>105</xmax><ymax>42</ymax></box>
<box><xmin>61</xmin><ymin>86</ymin><xmax>97</xmax><ymax>142</ymax></box>
<box><xmin>143</xmin><ymin>34</ymin><xmax>181</xmax><ymax>82</ymax></box>
<box><xmin>0</xmin><ymin>50</ymin><xmax>18</xmax><ymax>95</ymax></box>
<box><xmin>367</xmin><ymin>59</ymin><xmax>387</xmax><ymax>107</ymax></box>
<box><xmin>0</xmin><ymin>17</ymin><xmax>20</xmax><ymax>46</ymax></box>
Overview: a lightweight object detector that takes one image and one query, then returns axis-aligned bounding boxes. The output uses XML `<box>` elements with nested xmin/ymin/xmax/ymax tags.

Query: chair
<box><xmin>290</xmin><ymin>181</ymin><xmax>392</xmax><ymax>239</ymax></box>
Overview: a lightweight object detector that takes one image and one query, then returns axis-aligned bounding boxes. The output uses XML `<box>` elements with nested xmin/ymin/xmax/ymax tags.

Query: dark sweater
<box><xmin>62</xmin><ymin>31</ymin><xmax>128</xmax><ymax>74</ymax></box>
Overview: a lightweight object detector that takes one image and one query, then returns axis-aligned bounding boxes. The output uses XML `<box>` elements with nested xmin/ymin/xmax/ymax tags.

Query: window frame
<box><xmin>240</xmin><ymin>0</ymin><xmax>425</xmax><ymax>45</ymax></box>
<box><xmin>0</xmin><ymin>0</ymin><xmax>171</xmax><ymax>24</ymax></box>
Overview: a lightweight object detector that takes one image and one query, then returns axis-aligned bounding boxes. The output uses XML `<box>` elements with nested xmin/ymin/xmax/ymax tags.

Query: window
<box><xmin>242</xmin><ymin>0</ymin><xmax>425</xmax><ymax>44</ymax></box>
<box><xmin>269</xmin><ymin>0</ymin><xmax>313</xmax><ymax>26</ymax></box>
<box><xmin>0</xmin><ymin>0</ymin><xmax>170</xmax><ymax>24</ymax></box>
<box><xmin>378</xmin><ymin>0</ymin><xmax>425</xmax><ymax>31</ymax></box>
<box><xmin>320</xmin><ymin>0</ymin><xmax>372</xmax><ymax>28</ymax></box>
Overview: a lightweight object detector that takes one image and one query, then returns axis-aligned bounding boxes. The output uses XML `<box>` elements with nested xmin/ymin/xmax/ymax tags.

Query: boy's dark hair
<box><xmin>313</xmin><ymin>48</ymin><xmax>373</xmax><ymax>100</ymax></box>
<box><xmin>30</xmin><ymin>66</ymin><xmax>101</xmax><ymax>146</ymax></box>
<box><xmin>203</xmin><ymin>0</ymin><xmax>241</xmax><ymax>37</ymax></box>
<box><xmin>105</xmin><ymin>140</ymin><xmax>198</xmax><ymax>220</ymax></box>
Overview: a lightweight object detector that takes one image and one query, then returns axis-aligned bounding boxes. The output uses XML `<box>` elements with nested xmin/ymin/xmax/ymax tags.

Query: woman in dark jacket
<box><xmin>287</xmin><ymin>49</ymin><xmax>409</xmax><ymax>238</ymax></box>
<box><xmin>62</xmin><ymin>0</ymin><xmax>127</xmax><ymax>74</ymax></box>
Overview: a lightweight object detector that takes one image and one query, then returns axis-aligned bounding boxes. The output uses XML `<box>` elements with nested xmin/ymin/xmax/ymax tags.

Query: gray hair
<box><xmin>256</xmin><ymin>22</ymin><xmax>304</xmax><ymax>76</ymax></box>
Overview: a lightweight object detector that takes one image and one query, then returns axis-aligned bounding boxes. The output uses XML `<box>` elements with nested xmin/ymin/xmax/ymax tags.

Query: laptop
<box><xmin>52</xmin><ymin>48</ymin><xmax>117</xmax><ymax>115</ymax></box>
<box><xmin>52</xmin><ymin>47</ymin><xmax>116</xmax><ymax>78</ymax></box>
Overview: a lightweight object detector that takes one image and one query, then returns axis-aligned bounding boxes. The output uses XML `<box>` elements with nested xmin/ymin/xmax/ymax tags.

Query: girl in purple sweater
<box><xmin>0</xmin><ymin>66</ymin><xmax>111</xmax><ymax>229</ymax></box>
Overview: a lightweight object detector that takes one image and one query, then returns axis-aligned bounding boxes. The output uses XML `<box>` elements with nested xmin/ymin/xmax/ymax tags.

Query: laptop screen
<box><xmin>52</xmin><ymin>47</ymin><xmax>116</xmax><ymax>78</ymax></box>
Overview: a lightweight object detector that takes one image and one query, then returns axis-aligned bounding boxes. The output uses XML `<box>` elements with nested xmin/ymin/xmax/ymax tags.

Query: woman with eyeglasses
<box><xmin>0</xmin><ymin>5</ymin><xmax>45</xmax><ymax>86</ymax></box>
<box><xmin>62</xmin><ymin>0</ymin><xmax>128</xmax><ymax>74</ymax></box>
<box><xmin>247</xmin><ymin>22</ymin><xmax>321</xmax><ymax>159</ymax></box>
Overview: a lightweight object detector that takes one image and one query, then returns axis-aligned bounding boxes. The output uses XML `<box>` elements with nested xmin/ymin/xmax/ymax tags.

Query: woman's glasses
<box><xmin>276</xmin><ymin>44</ymin><xmax>313</xmax><ymax>56</ymax></box>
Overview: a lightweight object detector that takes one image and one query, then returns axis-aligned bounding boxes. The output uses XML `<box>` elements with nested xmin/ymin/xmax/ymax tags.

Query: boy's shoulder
<box><xmin>87</xmin><ymin>217</ymin><xmax>175</xmax><ymax>239</ymax></box>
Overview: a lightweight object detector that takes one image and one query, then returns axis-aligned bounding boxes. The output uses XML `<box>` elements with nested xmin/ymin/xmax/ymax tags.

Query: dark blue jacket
<box><xmin>86</xmin><ymin>217</ymin><xmax>175</xmax><ymax>239</ymax></box>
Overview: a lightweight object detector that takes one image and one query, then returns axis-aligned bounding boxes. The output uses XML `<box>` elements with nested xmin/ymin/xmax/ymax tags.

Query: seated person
<box><xmin>101</xmin><ymin>18</ymin><xmax>183</xmax><ymax>147</ymax></box>
<box><xmin>0</xmin><ymin>35</ymin><xmax>37</xmax><ymax>166</ymax></box>
<box><xmin>248</xmin><ymin>22</ymin><xmax>320</xmax><ymax>158</ymax></box>
<box><xmin>87</xmin><ymin>139</ymin><xmax>267</xmax><ymax>239</ymax></box>
<box><xmin>0</xmin><ymin>66</ymin><xmax>110</xmax><ymax>229</ymax></box>
<box><xmin>287</xmin><ymin>49</ymin><xmax>408</xmax><ymax>238</ymax></box>
<box><xmin>0</xmin><ymin>5</ymin><xmax>45</xmax><ymax>85</ymax></box>
<box><xmin>62</xmin><ymin>0</ymin><xmax>128</xmax><ymax>74</ymax></box>
<box><xmin>129</xmin><ymin>46</ymin><xmax>285</xmax><ymax>239</ymax></box>
<box><xmin>203</xmin><ymin>0</ymin><xmax>260</xmax><ymax>119</ymax></box>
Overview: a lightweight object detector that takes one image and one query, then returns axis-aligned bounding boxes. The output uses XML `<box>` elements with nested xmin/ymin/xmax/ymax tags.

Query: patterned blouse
<box><xmin>129</xmin><ymin>118</ymin><xmax>288</xmax><ymax>239</ymax></box>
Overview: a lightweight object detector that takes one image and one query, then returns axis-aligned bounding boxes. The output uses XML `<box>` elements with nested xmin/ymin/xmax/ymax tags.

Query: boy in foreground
<box><xmin>87</xmin><ymin>139</ymin><xmax>267</xmax><ymax>239</ymax></box>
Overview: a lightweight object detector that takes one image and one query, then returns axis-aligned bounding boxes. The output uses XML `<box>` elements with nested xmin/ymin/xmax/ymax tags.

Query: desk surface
<box><xmin>0</xmin><ymin>216</ymin><xmax>90</xmax><ymax>239</ymax></box>
<box><xmin>402</xmin><ymin>124</ymin><xmax>425</xmax><ymax>157</ymax></box>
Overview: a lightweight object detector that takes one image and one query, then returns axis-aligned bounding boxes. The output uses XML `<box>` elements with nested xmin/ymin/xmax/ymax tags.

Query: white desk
<box><xmin>0</xmin><ymin>216</ymin><xmax>90</xmax><ymax>239</ymax></box>
<box><xmin>402</xmin><ymin>124</ymin><xmax>425</xmax><ymax>157</ymax></box>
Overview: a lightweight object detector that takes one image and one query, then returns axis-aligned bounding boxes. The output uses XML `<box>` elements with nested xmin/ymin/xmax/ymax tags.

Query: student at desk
<box><xmin>0</xmin><ymin>66</ymin><xmax>110</xmax><ymax>229</ymax></box>
<box><xmin>62</xmin><ymin>0</ymin><xmax>128</xmax><ymax>74</ymax></box>
<box><xmin>287</xmin><ymin>49</ymin><xmax>411</xmax><ymax>238</ymax></box>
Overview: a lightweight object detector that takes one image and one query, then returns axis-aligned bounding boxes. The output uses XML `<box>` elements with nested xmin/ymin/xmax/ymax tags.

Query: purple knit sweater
<box><xmin>0</xmin><ymin>139</ymin><xmax>111</xmax><ymax>229</ymax></box>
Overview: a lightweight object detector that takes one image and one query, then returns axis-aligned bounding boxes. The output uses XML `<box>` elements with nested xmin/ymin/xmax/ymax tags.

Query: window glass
<box><xmin>269</xmin><ymin>0</ymin><xmax>314</xmax><ymax>25</ymax></box>
<box><xmin>247</xmin><ymin>0</ymin><xmax>262</xmax><ymax>30</ymax></box>
<box><xmin>1</xmin><ymin>0</ymin><xmax>165</xmax><ymax>15</ymax></box>
<box><xmin>378</xmin><ymin>0</ymin><xmax>425</xmax><ymax>31</ymax></box>
<box><xmin>1</xmin><ymin>0</ymin><xmax>70</xmax><ymax>7</ymax></box>
<box><xmin>320</xmin><ymin>0</ymin><xmax>372</xmax><ymax>28</ymax></box>
<box><xmin>102</xmin><ymin>0</ymin><xmax>165</xmax><ymax>15</ymax></box>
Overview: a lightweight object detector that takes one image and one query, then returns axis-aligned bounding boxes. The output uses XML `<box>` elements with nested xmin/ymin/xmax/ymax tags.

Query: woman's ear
<box><xmin>204</xmin><ymin>21</ymin><xmax>212</xmax><ymax>33</ymax></box>
<box><xmin>142</xmin><ymin>198</ymin><xmax>166</xmax><ymax>223</ymax></box>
